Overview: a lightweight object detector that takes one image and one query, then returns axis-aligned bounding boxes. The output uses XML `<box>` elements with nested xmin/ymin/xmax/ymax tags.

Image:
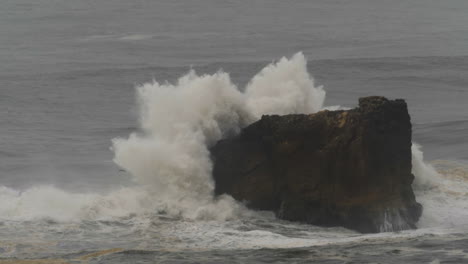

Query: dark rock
<box><xmin>211</xmin><ymin>96</ymin><xmax>422</xmax><ymax>233</ymax></box>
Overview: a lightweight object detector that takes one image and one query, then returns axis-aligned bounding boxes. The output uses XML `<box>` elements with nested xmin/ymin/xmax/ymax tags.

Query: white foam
<box><xmin>412</xmin><ymin>143</ymin><xmax>440</xmax><ymax>189</ymax></box>
<box><xmin>0</xmin><ymin>185</ymin><xmax>150</xmax><ymax>221</ymax></box>
<box><xmin>112</xmin><ymin>52</ymin><xmax>325</xmax><ymax>220</ymax></box>
<box><xmin>412</xmin><ymin>143</ymin><xmax>468</xmax><ymax>231</ymax></box>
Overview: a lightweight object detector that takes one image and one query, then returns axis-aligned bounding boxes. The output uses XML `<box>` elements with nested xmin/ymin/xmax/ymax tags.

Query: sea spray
<box><xmin>412</xmin><ymin>143</ymin><xmax>440</xmax><ymax>189</ymax></box>
<box><xmin>112</xmin><ymin>71</ymin><xmax>250</xmax><ymax>219</ymax></box>
<box><xmin>245</xmin><ymin>52</ymin><xmax>325</xmax><ymax>118</ymax></box>
<box><xmin>112</xmin><ymin>52</ymin><xmax>326</xmax><ymax>220</ymax></box>
<box><xmin>0</xmin><ymin>53</ymin><xmax>324</xmax><ymax>222</ymax></box>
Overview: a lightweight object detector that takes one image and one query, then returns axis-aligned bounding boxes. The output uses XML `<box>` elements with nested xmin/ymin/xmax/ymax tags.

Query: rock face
<box><xmin>211</xmin><ymin>96</ymin><xmax>422</xmax><ymax>233</ymax></box>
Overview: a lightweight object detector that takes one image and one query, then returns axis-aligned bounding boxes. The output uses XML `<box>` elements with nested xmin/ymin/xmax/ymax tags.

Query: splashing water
<box><xmin>111</xmin><ymin>52</ymin><xmax>325</xmax><ymax>220</ymax></box>
<box><xmin>0</xmin><ymin>52</ymin><xmax>325</xmax><ymax>223</ymax></box>
<box><xmin>245</xmin><ymin>53</ymin><xmax>325</xmax><ymax>118</ymax></box>
<box><xmin>0</xmin><ymin>52</ymin><xmax>466</xmax><ymax>235</ymax></box>
<box><xmin>412</xmin><ymin>143</ymin><xmax>468</xmax><ymax>231</ymax></box>
<box><xmin>412</xmin><ymin>143</ymin><xmax>440</xmax><ymax>189</ymax></box>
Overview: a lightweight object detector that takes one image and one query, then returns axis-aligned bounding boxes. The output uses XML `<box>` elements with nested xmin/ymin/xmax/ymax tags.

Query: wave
<box><xmin>80</xmin><ymin>34</ymin><xmax>154</xmax><ymax>42</ymax></box>
<box><xmin>412</xmin><ymin>144</ymin><xmax>468</xmax><ymax>231</ymax></box>
<box><xmin>0</xmin><ymin>185</ymin><xmax>147</xmax><ymax>221</ymax></box>
<box><xmin>111</xmin><ymin>52</ymin><xmax>325</xmax><ymax>220</ymax></box>
<box><xmin>0</xmin><ymin>52</ymin><xmax>466</xmax><ymax>234</ymax></box>
<box><xmin>0</xmin><ymin>53</ymin><xmax>325</xmax><ymax>222</ymax></box>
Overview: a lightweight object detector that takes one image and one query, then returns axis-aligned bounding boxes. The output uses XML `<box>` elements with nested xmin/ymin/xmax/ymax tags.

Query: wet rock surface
<box><xmin>211</xmin><ymin>96</ymin><xmax>422</xmax><ymax>233</ymax></box>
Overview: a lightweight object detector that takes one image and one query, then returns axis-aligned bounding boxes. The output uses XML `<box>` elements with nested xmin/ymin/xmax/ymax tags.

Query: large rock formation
<box><xmin>211</xmin><ymin>96</ymin><xmax>422</xmax><ymax>233</ymax></box>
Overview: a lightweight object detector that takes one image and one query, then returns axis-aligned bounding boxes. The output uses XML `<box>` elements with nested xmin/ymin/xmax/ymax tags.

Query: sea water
<box><xmin>1</xmin><ymin>1</ymin><xmax>468</xmax><ymax>263</ymax></box>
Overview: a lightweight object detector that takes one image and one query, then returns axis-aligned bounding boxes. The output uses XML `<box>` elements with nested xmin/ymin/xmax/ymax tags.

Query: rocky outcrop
<box><xmin>211</xmin><ymin>96</ymin><xmax>422</xmax><ymax>233</ymax></box>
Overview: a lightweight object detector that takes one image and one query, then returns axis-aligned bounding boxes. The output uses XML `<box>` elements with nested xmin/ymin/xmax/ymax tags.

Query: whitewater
<box><xmin>1</xmin><ymin>53</ymin><xmax>468</xmax><ymax>263</ymax></box>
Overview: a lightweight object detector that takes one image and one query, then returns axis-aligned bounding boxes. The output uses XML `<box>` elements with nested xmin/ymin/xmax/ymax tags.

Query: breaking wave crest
<box><xmin>0</xmin><ymin>185</ymin><xmax>149</xmax><ymax>222</ymax></box>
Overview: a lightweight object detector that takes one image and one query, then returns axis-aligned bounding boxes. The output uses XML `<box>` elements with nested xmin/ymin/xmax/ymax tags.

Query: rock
<box><xmin>210</xmin><ymin>96</ymin><xmax>422</xmax><ymax>233</ymax></box>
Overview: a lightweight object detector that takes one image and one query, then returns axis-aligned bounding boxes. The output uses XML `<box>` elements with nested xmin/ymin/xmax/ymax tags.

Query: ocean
<box><xmin>1</xmin><ymin>0</ymin><xmax>468</xmax><ymax>263</ymax></box>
